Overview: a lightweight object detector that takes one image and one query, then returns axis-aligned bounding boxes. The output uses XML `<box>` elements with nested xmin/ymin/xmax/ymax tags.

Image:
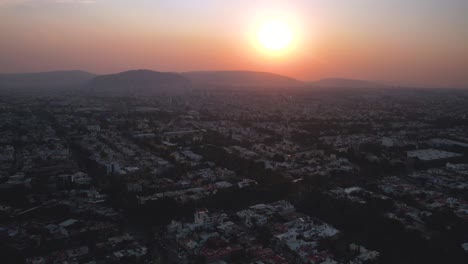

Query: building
<box><xmin>407</xmin><ymin>149</ymin><xmax>463</xmax><ymax>165</ymax></box>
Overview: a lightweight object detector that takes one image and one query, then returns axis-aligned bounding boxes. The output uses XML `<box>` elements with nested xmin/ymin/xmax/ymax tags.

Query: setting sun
<box><xmin>257</xmin><ymin>19</ymin><xmax>293</xmax><ymax>53</ymax></box>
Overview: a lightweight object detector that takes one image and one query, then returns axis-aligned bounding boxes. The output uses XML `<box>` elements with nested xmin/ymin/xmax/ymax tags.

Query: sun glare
<box><xmin>257</xmin><ymin>19</ymin><xmax>293</xmax><ymax>53</ymax></box>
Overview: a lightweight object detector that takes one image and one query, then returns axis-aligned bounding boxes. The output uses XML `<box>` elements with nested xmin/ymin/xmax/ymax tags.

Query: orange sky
<box><xmin>0</xmin><ymin>0</ymin><xmax>467</xmax><ymax>88</ymax></box>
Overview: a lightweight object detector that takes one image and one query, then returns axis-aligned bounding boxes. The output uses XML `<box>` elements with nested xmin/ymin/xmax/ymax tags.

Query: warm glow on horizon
<box><xmin>0</xmin><ymin>0</ymin><xmax>467</xmax><ymax>88</ymax></box>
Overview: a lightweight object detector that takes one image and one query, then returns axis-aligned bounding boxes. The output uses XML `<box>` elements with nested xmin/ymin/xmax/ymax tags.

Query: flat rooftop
<box><xmin>407</xmin><ymin>149</ymin><xmax>463</xmax><ymax>161</ymax></box>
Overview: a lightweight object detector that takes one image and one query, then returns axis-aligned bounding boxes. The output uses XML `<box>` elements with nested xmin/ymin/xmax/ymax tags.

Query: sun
<box><xmin>257</xmin><ymin>19</ymin><xmax>293</xmax><ymax>53</ymax></box>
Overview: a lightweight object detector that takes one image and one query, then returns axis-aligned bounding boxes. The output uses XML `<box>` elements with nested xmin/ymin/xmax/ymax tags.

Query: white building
<box><xmin>407</xmin><ymin>149</ymin><xmax>463</xmax><ymax>163</ymax></box>
<box><xmin>194</xmin><ymin>209</ymin><xmax>226</xmax><ymax>230</ymax></box>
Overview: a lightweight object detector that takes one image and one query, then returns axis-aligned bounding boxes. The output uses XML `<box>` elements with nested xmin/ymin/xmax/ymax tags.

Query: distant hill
<box><xmin>311</xmin><ymin>78</ymin><xmax>390</xmax><ymax>89</ymax></box>
<box><xmin>182</xmin><ymin>71</ymin><xmax>304</xmax><ymax>89</ymax></box>
<box><xmin>0</xmin><ymin>70</ymin><xmax>96</xmax><ymax>90</ymax></box>
<box><xmin>87</xmin><ymin>69</ymin><xmax>191</xmax><ymax>96</ymax></box>
<box><xmin>0</xmin><ymin>69</ymin><xmax>397</xmax><ymax>95</ymax></box>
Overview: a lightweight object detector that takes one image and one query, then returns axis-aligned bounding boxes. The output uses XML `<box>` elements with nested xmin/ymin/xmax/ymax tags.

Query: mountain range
<box><xmin>0</xmin><ymin>70</ymin><xmax>96</xmax><ymax>89</ymax></box>
<box><xmin>309</xmin><ymin>78</ymin><xmax>390</xmax><ymax>89</ymax></box>
<box><xmin>0</xmin><ymin>69</ymin><xmax>392</xmax><ymax>95</ymax></box>
<box><xmin>181</xmin><ymin>70</ymin><xmax>304</xmax><ymax>88</ymax></box>
<box><xmin>87</xmin><ymin>70</ymin><xmax>191</xmax><ymax>96</ymax></box>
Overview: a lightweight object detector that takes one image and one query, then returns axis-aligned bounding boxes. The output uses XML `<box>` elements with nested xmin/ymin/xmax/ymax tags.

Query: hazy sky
<box><xmin>1</xmin><ymin>0</ymin><xmax>467</xmax><ymax>87</ymax></box>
